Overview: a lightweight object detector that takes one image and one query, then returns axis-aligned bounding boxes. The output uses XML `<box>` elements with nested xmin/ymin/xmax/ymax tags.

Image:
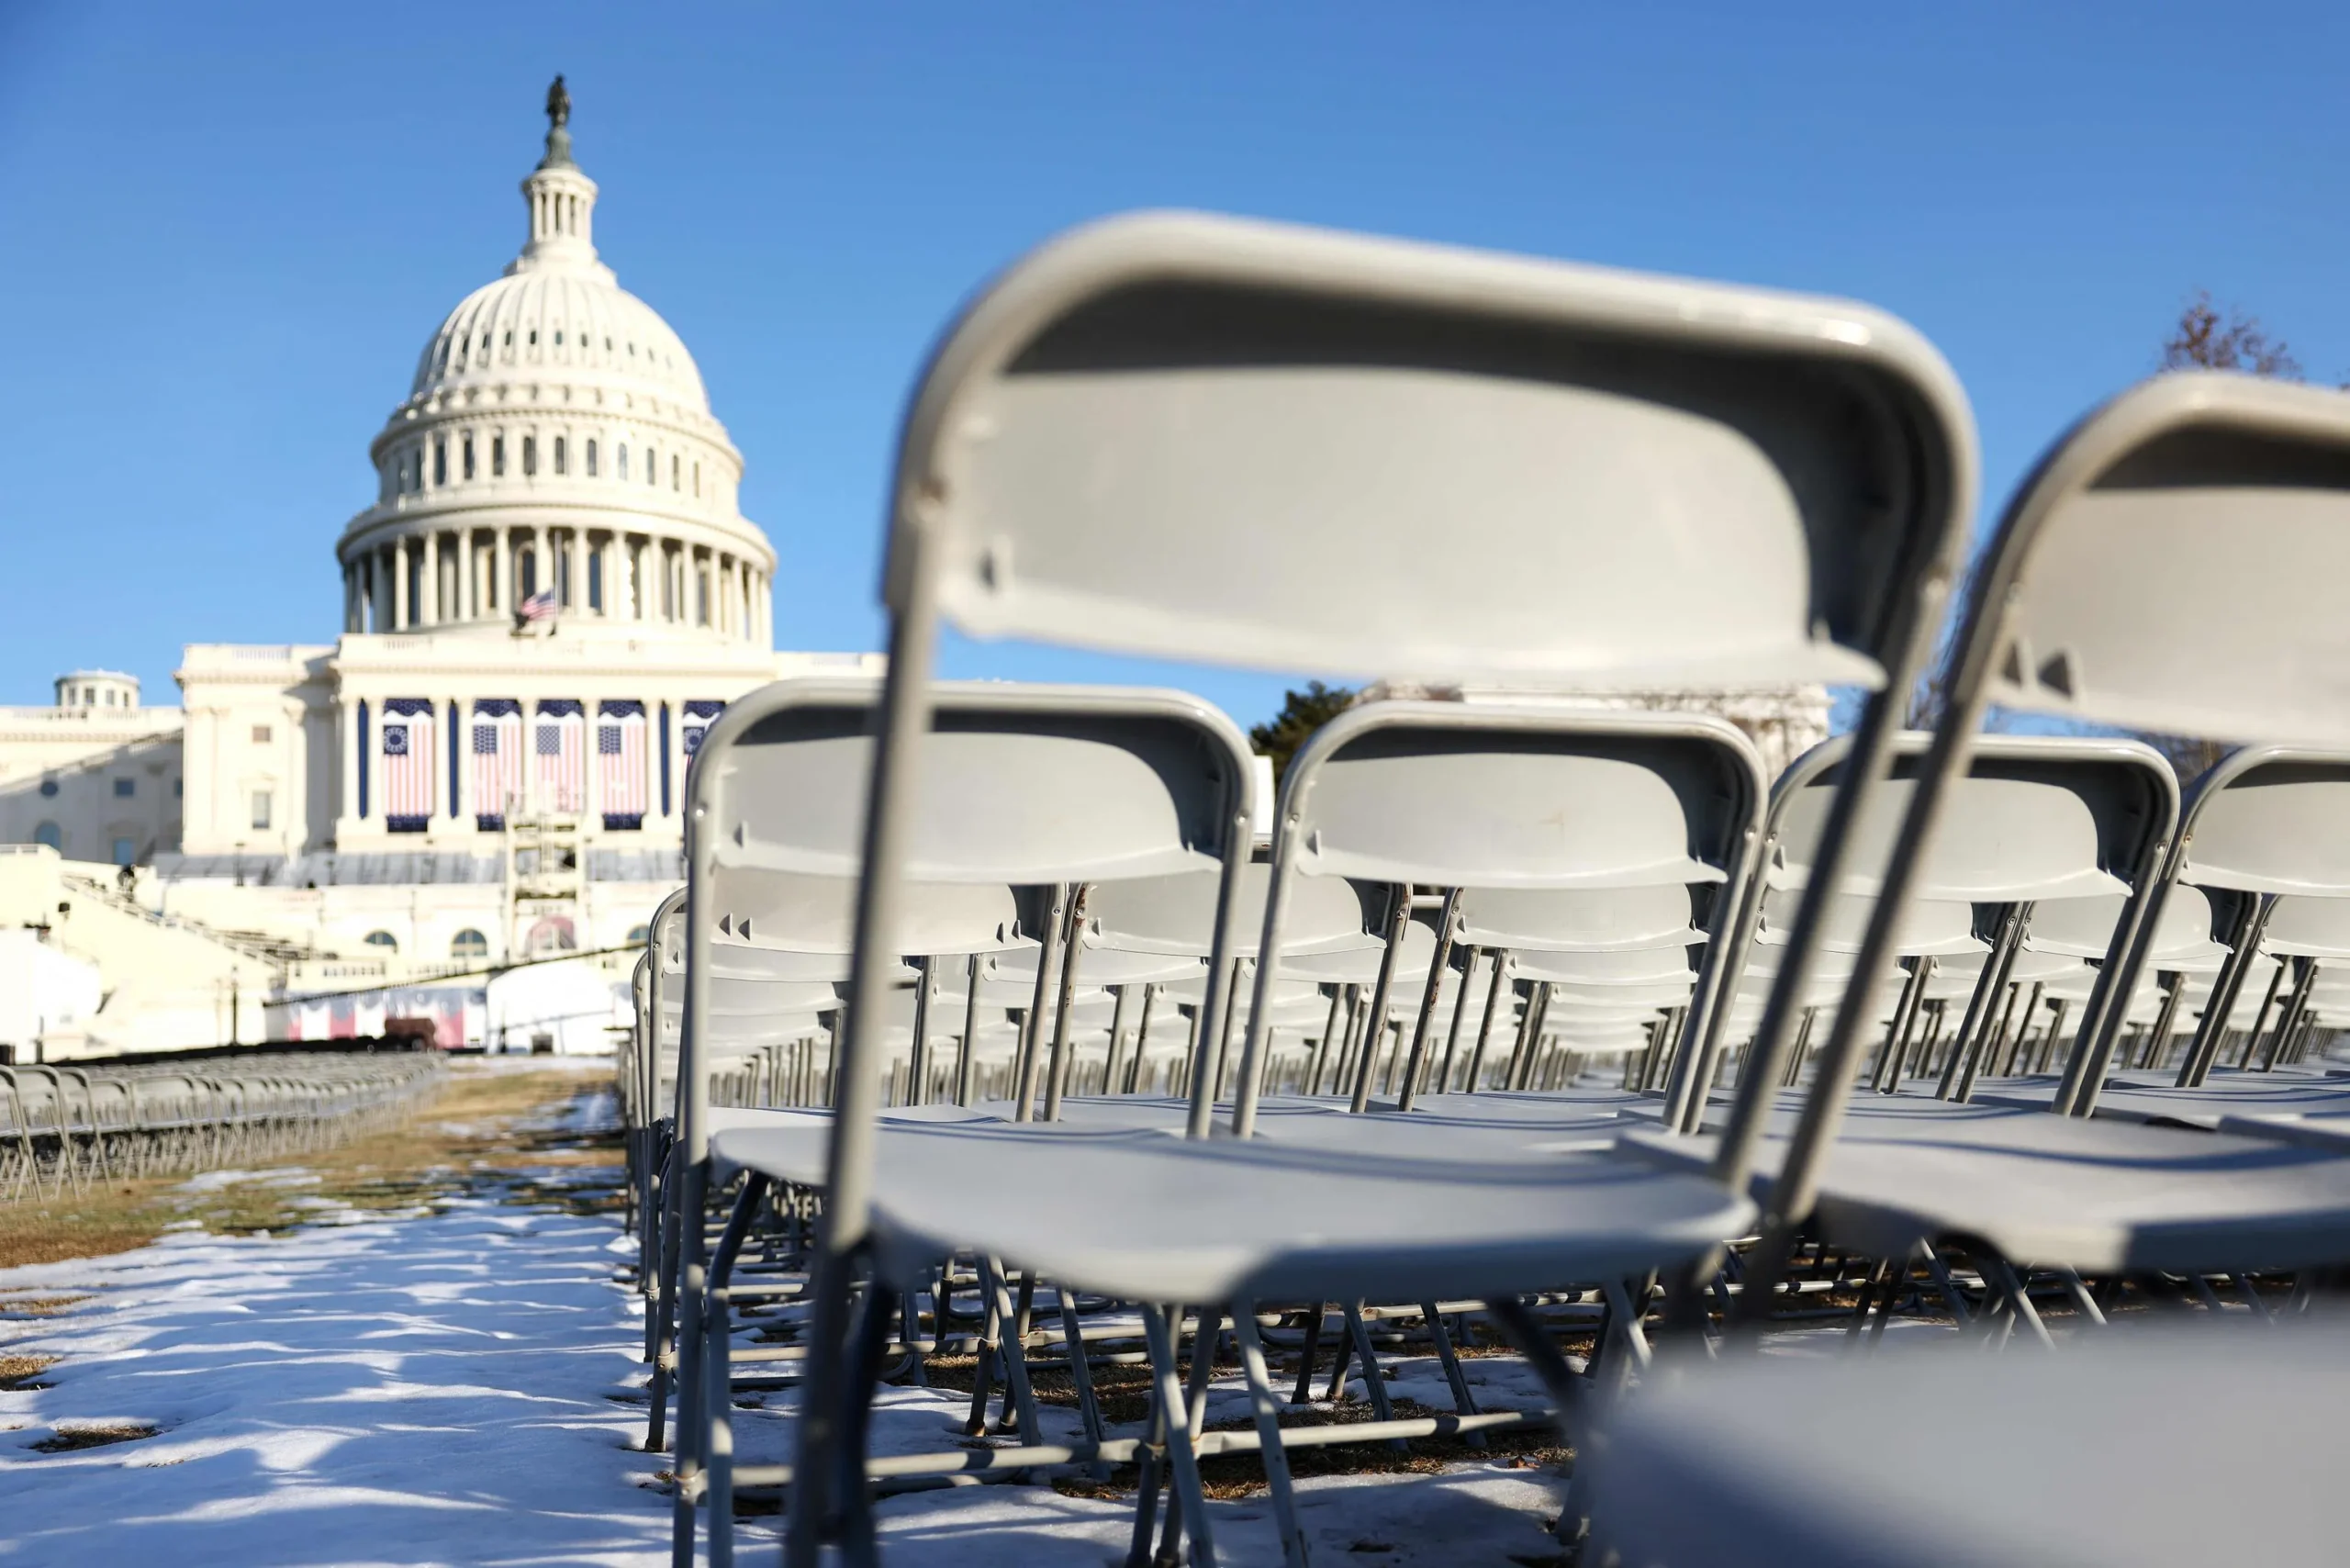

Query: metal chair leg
<box><xmin>1231</xmin><ymin>1304</ymin><xmax>1309</xmax><ymax>1568</ymax></box>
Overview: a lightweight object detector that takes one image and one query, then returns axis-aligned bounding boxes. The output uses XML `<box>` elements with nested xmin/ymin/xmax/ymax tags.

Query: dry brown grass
<box><xmin>29</xmin><ymin>1420</ymin><xmax>156</xmax><ymax>1452</ymax></box>
<box><xmin>0</xmin><ymin>1062</ymin><xmax>621</xmax><ymax>1269</ymax></box>
<box><xmin>0</xmin><ymin>1353</ymin><xmax>59</xmax><ymax>1388</ymax></box>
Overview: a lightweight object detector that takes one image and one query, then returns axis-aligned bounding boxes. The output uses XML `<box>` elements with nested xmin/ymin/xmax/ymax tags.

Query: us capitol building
<box><xmin>0</xmin><ymin>87</ymin><xmax>874</xmax><ymax>1057</ymax></box>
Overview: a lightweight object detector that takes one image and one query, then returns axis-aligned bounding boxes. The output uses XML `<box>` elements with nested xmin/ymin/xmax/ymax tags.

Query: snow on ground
<box><xmin>0</xmin><ymin>1090</ymin><xmax>1571</xmax><ymax>1566</ymax></box>
<box><xmin>0</xmin><ymin>1195</ymin><xmax>667</xmax><ymax>1567</ymax></box>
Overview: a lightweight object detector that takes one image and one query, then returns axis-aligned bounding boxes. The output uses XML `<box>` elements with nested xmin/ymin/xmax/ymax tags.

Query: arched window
<box><xmin>463</xmin><ymin>434</ymin><xmax>476</xmax><ymax>480</ymax></box>
<box><xmin>450</xmin><ymin>929</ymin><xmax>489</xmax><ymax>960</ymax></box>
<box><xmin>433</xmin><ymin>440</ymin><xmax>447</xmax><ymax>487</ymax></box>
<box><xmin>585</xmin><ymin>438</ymin><xmax>599</xmax><ymax>477</ymax></box>
<box><xmin>492</xmin><ymin>436</ymin><xmax>507</xmax><ymax>477</ymax></box>
<box><xmin>617</xmin><ymin>443</ymin><xmax>629</xmax><ymax>481</ymax></box>
<box><xmin>33</xmin><ymin>822</ymin><xmax>61</xmax><ymax>850</ymax></box>
<box><xmin>363</xmin><ymin>930</ymin><xmax>398</xmax><ymax>952</ymax></box>
<box><xmin>671</xmin><ymin>454</ymin><xmax>680</xmax><ymax>490</ymax></box>
<box><xmin>521</xmin><ymin>435</ymin><xmax>537</xmax><ymax>477</ymax></box>
<box><xmin>646</xmin><ymin>447</ymin><xmax>657</xmax><ymax>486</ymax></box>
<box><xmin>553</xmin><ymin>435</ymin><xmax>566</xmax><ymax>476</ymax></box>
<box><xmin>693</xmin><ymin>461</ymin><xmax>700</xmax><ymax>497</ymax></box>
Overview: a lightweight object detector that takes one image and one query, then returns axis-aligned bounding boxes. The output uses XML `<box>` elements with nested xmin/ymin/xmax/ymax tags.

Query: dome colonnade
<box><xmin>335</xmin><ymin>98</ymin><xmax>774</xmax><ymax>644</ymax></box>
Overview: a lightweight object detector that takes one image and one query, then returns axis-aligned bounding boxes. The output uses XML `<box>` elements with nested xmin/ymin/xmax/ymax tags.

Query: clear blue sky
<box><xmin>1</xmin><ymin>2</ymin><xmax>2342</xmax><ymax>734</ymax></box>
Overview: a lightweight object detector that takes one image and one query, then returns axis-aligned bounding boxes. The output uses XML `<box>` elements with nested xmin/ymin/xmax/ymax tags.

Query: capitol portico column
<box><xmin>340</xmin><ymin>695</ymin><xmax>359</xmax><ymax>824</ymax></box>
<box><xmin>423</xmin><ymin>533</ymin><xmax>441</xmax><ymax>625</ymax></box>
<box><xmin>533</xmin><ymin>525</ymin><xmax>550</xmax><ymax>604</ymax></box>
<box><xmin>392</xmin><ymin>540</ymin><xmax>411</xmax><ymax>630</ymax></box>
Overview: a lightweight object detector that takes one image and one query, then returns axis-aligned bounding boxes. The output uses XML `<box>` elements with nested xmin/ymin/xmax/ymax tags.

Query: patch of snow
<box><xmin>0</xmin><ymin>1191</ymin><xmax>1570</xmax><ymax>1566</ymax></box>
<box><xmin>174</xmin><ymin>1169</ymin><xmax>321</xmax><ymax>1194</ymax></box>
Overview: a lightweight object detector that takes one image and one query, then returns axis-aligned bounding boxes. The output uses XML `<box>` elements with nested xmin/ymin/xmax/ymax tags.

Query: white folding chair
<box><xmin>1593</xmin><ymin>369</ymin><xmax>2350</xmax><ymax>1568</ymax></box>
<box><xmin>753</xmin><ymin>210</ymin><xmax>1973</xmax><ymax>1567</ymax></box>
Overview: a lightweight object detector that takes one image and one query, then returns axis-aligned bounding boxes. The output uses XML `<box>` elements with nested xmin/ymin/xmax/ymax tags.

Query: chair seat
<box><xmin>1586</xmin><ymin>1327</ymin><xmax>2348</xmax><ymax>1568</ymax></box>
<box><xmin>704</xmin><ymin>1103</ymin><xmax>998</xmax><ymax>1183</ymax></box>
<box><xmin>1977</xmin><ymin>1070</ymin><xmax>2350</xmax><ymax>1130</ymax></box>
<box><xmin>713</xmin><ymin>1117</ymin><xmax>1751</xmax><ymax>1304</ymax></box>
<box><xmin>1631</xmin><ymin>1096</ymin><xmax>2350</xmax><ymax>1271</ymax></box>
<box><xmin>878</xmin><ymin>1130</ymin><xmax>1751</xmax><ymax>1304</ymax></box>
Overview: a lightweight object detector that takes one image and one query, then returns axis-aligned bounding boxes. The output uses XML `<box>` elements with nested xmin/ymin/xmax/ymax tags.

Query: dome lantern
<box><xmin>513</xmin><ymin>75</ymin><xmax>603</xmax><ymax>280</ymax></box>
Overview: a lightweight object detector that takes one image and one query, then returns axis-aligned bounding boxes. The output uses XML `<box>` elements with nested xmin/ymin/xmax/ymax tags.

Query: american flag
<box><xmin>598</xmin><ymin>700</ymin><xmax>647</xmax><ymax>827</ymax></box>
<box><xmin>535</xmin><ymin>700</ymin><xmax>586</xmax><ymax>815</ymax></box>
<box><xmin>381</xmin><ymin>699</ymin><xmax>436</xmax><ymax>829</ymax></box>
<box><xmin>518</xmin><ymin>589</ymin><xmax>559</xmax><ymax>624</ymax></box>
<box><xmin>472</xmin><ymin>700</ymin><xmax>522</xmax><ymax>828</ymax></box>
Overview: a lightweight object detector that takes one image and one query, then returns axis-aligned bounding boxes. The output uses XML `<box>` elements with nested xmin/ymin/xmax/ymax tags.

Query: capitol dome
<box><xmin>337</xmin><ymin>84</ymin><xmax>776</xmax><ymax>646</ymax></box>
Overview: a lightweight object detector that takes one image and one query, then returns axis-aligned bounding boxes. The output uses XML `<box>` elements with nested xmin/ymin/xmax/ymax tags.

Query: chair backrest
<box><xmin>1768</xmin><ymin>732</ymin><xmax>2174</xmax><ymax>903</ymax></box>
<box><xmin>2175</xmin><ymin>749</ymin><xmax>2350</xmax><ymax>896</ymax></box>
<box><xmin>1983</xmin><ymin>375</ymin><xmax>2350</xmax><ymax>746</ymax></box>
<box><xmin>682</xmin><ymin>678</ymin><xmax>1255</xmax><ymax>1162</ymax></box>
<box><xmin>1235</xmin><ymin>702</ymin><xmax>1767</xmax><ymax>1131</ymax></box>
<box><xmin>709</xmin><ymin>867</ymin><xmax>1021</xmax><ymax>957</ymax></box>
<box><xmin>1085</xmin><ymin>864</ymin><xmax>1375</xmax><ymax>958</ymax></box>
<box><xmin>894</xmin><ymin>211</ymin><xmax>1971</xmax><ymax>689</ymax></box>
<box><xmin>707</xmin><ymin>680</ymin><xmax>1245</xmax><ymax>887</ymax></box>
<box><xmin>2260</xmin><ymin>896</ymin><xmax>2350</xmax><ymax>959</ymax></box>
<box><xmin>1455</xmin><ymin>883</ymin><xmax>1703</xmax><ymax>953</ymax></box>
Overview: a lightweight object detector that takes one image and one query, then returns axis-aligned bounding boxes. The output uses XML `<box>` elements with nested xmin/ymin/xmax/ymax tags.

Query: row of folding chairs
<box><xmin>633</xmin><ymin>699</ymin><xmax>2350</xmax><ymax>1567</ymax></box>
<box><xmin>618</xmin><ymin>209</ymin><xmax>2350</xmax><ymax>1568</ymax></box>
<box><xmin>0</xmin><ymin>1051</ymin><xmax>445</xmax><ymax>1201</ymax></box>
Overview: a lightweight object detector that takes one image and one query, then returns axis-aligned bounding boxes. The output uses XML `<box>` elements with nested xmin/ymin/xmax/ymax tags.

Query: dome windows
<box><xmin>645</xmin><ymin>446</ymin><xmax>657</xmax><ymax>486</ymax></box>
<box><xmin>432</xmin><ymin>440</ymin><xmax>447</xmax><ymax>487</ymax></box>
<box><xmin>503</xmin><ymin>330</ymin><xmax>512</xmax><ymax>348</ymax></box>
<box><xmin>671</xmin><ymin>454</ymin><xmax>680</xmax><ymax>491</ymax></box>
<box><xmin>554</xmin><ymin>330</ymin><xmax>564</xmax><ymax>346</ymax></box>
<box><xmin>521</xmin><ymin>435</ymin><xmax>537</xmax><ymax>477</ymax></box>
<box><xmin>492</xmin><ymin>436</ymin><xmax>507</xmax><ymax>477</ymax></box>
<box><xmin>585</xmin><ymin>439</ymin><xmax>599</xmax><ymax>477</ymax></box>
<box><xmin>529</xmin><ymin>330</ymin><xmax>538</xmax><ymax>346</ymax></box>
<box><xmin>617</xmin><ymin>442</ymin><xmax>629</xmax><ymax>481</ymax></box>
<box><xmin>463</xmin><ymin>435</ymin><xmax>476</xmax><ymax>480</ymax></box>
<box><xmin>553</xmin><ymin>435</ymin><xmax>566</xmax><ymax>476</ymax></box>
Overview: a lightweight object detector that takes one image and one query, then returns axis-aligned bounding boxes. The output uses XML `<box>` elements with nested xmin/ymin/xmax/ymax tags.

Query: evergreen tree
<box><xmin>1249</xmin><ymin>681</ymin><xmax>1358</xmax><ymax>779</ymax></box>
